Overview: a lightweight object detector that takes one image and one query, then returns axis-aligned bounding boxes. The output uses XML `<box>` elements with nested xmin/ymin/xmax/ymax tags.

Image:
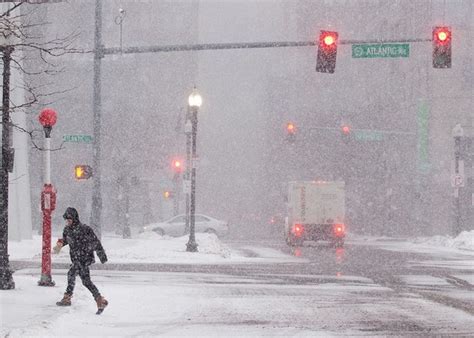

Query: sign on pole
<box><xmin>452</xmin><ymin>174</ymin><xmax>464</xmax><ymax>188</ymax></box>
<box><xmin>183</xmin><ymin>180</ymin><xmax>191</xmax><ymax>194</ymax></box>
<box><xmin>451</xmin><ymin>159</ymin><xmax>465</xmax><ymax>188</ymax></box>
<box><xmin>352</xmin><ymin>43</ymin><xmax>409</xmax><ymax>58</ymax></box>
<box><xmin>63</xmin><ymin>134</ymin><xmax>93</xmax><ymax>143</ymax></box>
<box><xmin>354</xmin><ymin>130</ymin><xmax>383</xmax><ymax>141</ymax></box>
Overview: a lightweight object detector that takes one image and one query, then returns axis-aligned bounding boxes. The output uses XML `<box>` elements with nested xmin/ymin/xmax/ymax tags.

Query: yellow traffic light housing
<box><xmin>74</xmin><ymin>165</ymin><xmax>93</xmax><ymax>180</ymax></box>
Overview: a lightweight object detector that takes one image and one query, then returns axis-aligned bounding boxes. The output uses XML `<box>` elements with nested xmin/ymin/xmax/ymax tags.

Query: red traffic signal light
<box><xmin>323</xmin><ymin>34</ymin><xmax>336</xmax><ymax>47</ymax></box>
<box><xmin>286</xmin><ymin>122</ymin><xmax>296</xmax><ymax>143</ymax></box>
<box><xmin>74</xmin><ymin>165</ymin><xmax>92</xmax><ymax>180</ymax></box>
<box><xmin>341</xmin><ymin>125</ymin><xmax>351</xmax><ymax>143</ymax></box>
<box><xmin>433</xmin><ymin>26</ymin><xmax>451</xmax><ymax>68</ymax></box>
<box><xmin>286</xmin><ymin>122</ymin><xmax>296</xmax><ymax>134</ymax></box>
<box><xmin>316</xmin><ymin>30</ymin><xmax>338</xmax><ymax>73</ymax></box>
<box><xmin>171</xmin><ymin>158</ymin><xmax>183</xmax><ymax>173</ymax></box>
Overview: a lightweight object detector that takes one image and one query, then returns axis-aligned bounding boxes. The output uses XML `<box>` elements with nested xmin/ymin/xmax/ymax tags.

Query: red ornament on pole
<box><xmin>38</xmin><ymin>108</ymin><xmax>57</xmax><ymax>127</ymax></box>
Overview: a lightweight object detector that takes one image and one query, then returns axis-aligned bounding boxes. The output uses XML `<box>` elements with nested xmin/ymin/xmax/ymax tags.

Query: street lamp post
<box><xmin>184</xmin><ymin>118</ymin><xmax>192</xmax><ymax>235</ymax></box>
<box><xmin>186</xmin><ymin>87</ymin><xmax>202</xmax><ymax>252</ymax></box>
<box><xmin>38</xmin><ymin>108</ymin><xmax>57</xmax><ymax>287</ymax></box>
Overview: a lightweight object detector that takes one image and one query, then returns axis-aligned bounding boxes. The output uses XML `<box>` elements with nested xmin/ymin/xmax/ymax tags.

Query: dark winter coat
<box><xmin>61</xmin><ymin>208</ymin><xmax>107</xmax><ymax>266</ymax></box>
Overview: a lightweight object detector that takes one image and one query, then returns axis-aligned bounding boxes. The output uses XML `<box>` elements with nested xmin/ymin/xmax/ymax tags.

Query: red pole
<box><xmin>41</xmin><ymin>210</ymin><xmax>52</xmax><ymax>277</ymax></box>
<box><xmin>38</xmin><ymin>109</ymin><xmax>57</xmax><ymax>286</ymax></box>
<box><xmin>38</xmin><ymin>183</ymin><xmax>56</xmax><ymax>286</ymax></box>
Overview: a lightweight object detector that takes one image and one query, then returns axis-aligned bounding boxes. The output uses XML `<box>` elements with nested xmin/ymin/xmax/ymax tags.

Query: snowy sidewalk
<box><xmin>8</xmin><ymin>232</ymin><xmax>304</xmax><ymax>265</ymax></box>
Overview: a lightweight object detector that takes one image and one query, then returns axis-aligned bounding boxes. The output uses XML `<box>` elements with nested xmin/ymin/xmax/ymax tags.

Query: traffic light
<box><xmin>163</xmin><ymin>190</ymin><xmax>173</xmax><ymax>199</ymax></box>
<box><xmin>286</xmin><ymin>122</ymin><xmax>296</xmax><ymax>143</ymax></box>
<box><xmin>316</xmin><ymin>30</ymin><xmax>339</xmax><ymax>73</ymax></box>
<box><xmin>433</xmin><ymin>26</ymin><xmax>451</xmax><ymax>68</ymax></box>
<box><xmin>171</xmin><ymin>158</ymin><xmax>183</xmax><ymax>174</ymax></box>
<box><xmin>74</xmin><ymin>165</ymin><xmax>92</xmax><ymax>180</ymax></box>
<box><xmin>341</xmin><ymin>125</ymin><xmax>351</xmax><ymax>143</ymax></box>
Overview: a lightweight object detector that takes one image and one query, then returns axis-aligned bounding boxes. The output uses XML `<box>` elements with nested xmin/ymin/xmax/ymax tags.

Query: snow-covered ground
<box><xmin>8</xmin><ymin>232</ymin><xmax>304</xmax><ymax>265</ymax></box>
<box><xmin>9</xmin><ymin>230</ymin><xmax>474</xmax><ymax>265</ymax></box>
<box><xmin>351</xmin><ymin>230</ymin><xmax>474</xmax><ymax>254</ymax></box>
<box><xmin>2</xmin><ymin>230</ymin><xmax>473</xmax><ymax>337</ymax></box>
<box><xmin>411</xmin><ymin>230</ymin><xmax>474</xmax><ymax>251</ymax></box>
<box><xmin>351</xmin><ymin>230</ymin><xmax>474</xmax><ymax>272</ymax></box>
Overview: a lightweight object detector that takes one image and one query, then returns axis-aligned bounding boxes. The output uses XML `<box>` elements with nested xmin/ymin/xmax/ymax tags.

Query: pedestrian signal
<box><xmin>74</xmin><ymin>165</ymin><xmax>93</xmax><ymax>180</ymax></box>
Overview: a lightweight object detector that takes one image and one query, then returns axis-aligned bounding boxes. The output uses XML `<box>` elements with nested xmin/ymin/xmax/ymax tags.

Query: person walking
<box><xmin>53</xmin><ymin>207</ymin><xmax>109</xmax><ymax>314</ymax></box>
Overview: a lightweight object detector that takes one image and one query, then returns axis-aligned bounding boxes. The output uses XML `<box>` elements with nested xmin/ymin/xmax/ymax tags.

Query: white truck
<box><xmin>284</xmin><ymin>181</ymin><xmax>346</xmax><ymax>247</ymax></box>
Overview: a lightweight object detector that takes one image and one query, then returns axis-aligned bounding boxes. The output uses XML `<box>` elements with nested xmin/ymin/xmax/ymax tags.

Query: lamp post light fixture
<box><xmin>186</xmin><ymin>87</ymin><xmax>202</xmax><ymax>252</ymax></box>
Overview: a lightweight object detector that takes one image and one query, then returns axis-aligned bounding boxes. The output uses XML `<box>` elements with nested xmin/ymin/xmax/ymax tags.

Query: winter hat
<box><xmin>63</xmin><ymin>207</ymin><xmax>79</xmax><ymax>222</ymax></box>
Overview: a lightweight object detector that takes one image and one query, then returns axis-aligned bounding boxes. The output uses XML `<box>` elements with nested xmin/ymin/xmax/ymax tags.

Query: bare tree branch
<box><xmin>0</xmin><ymin>3</ymin><xmax>23</xmax><ymax>18</ymax></box>
<box><xmin>0</xmin><ymin>3</ymin><xmax>84</xmax><ymax>151</ymax></box>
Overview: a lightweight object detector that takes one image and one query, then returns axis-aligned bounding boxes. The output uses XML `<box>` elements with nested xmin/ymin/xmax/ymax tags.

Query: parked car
<box><xmin>140</xmin><ymin>214</ymin><xmax>229</xmax><ymax>238</ymax></box>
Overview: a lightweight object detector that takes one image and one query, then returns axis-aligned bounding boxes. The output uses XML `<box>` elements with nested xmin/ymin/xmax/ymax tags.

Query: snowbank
<box><xmin>412</xmin><ymin>230</ymin><xmax>474</xmax><ymax>251</ymax></box>
<box><xmin>8</xmin><ymin>232</ymin><xmax>301</xmax><ymax>265</ymax></box>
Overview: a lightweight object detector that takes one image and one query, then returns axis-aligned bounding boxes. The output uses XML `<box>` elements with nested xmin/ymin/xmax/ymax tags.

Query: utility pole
<box><xmin>91</xmin><ymin>0</ymin><xmax>103</xmax><ymax>238</ymax></box>
<box><xmin>0</xmin><ymin>46</ymin><xmax>15</xmax><ymax>289</ymax></box>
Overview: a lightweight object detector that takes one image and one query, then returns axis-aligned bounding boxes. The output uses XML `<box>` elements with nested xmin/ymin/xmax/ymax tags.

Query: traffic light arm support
<box><xmin>102</xmin><ymin>38</ymin><xmax>432</xmax><ymax>56</ymax></box>
<box><xmin>308</xmin><ymin>126</ymin><xmax>416</xmax><ymax>136</ymax></box>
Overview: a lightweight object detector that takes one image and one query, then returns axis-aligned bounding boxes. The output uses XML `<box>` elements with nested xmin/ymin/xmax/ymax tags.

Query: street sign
<box><xmin>452</xmin><ymin>174</ymin><xmax>464</xmax><ymax>188</ymax></box>
<box><xmin>452</xmin><ymin>124</ymin><xmax>464</xmax><ymax>137</ymax></box>
<box><xmin>352</xmin><ymin>43</ymin><xmax>409</xmax><ymax>58</ymax></box>
<box><xmin>354</xmin><ymin>130</ymin><xmax>383</xmax><ymax>141</ymax></box>
<box><xmin>183</xmin><ymin>180</ymin><xmax>191</xmax><ymax>194</ymax></box>
<box><xmin>451</xmin><ymin>159</ymin><xmax>465</xmax><ymax>188</ymax></box>
<box><xmin>63</xmin><ymin>134</ymin><xmax>93</xmax><ymax>143</ymax></box>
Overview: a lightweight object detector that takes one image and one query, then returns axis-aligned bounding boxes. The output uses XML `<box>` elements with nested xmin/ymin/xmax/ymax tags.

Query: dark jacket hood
<box><xmin>63</xmin><ymin>207</ymin><xmax>80</xmax><ymax>223</ymax></box>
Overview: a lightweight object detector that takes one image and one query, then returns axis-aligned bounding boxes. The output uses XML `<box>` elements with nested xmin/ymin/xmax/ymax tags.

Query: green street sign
<box><xmin>63</xmin><ymin>134</ymin><xmax>93</xmax><ymax>143</ymax></box>
<box><xmin>417</xmin><ymin>102</ymin><xmax>430</xmax><ymax>173</ymax></box>
<box><xmin>352</xmin><ymin>43</ymin><xmax>409</xmax><ymax>58</ymax></box>
<box><xmin>354</xmin><ymin>130</ymin><xmax>384</xmax><ymax>142</ymax></box>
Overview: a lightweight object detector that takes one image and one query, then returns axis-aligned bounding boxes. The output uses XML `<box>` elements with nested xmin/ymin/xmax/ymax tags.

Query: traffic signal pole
<box><xmin>91</xmin><ymin>0</ymin><xmax>103</xmax><ymax>238</ymax></box>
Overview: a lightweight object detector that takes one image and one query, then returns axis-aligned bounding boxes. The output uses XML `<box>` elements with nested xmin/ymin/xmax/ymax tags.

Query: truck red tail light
<box><xmin>333</xmin><ymin>223</ymin><xmax>345</xmax><ymax>237</ymax></box>
<box><xmin>291</xmin><ymin>224</ymin><xmax>304</xmax><ymax>237</ymax></box>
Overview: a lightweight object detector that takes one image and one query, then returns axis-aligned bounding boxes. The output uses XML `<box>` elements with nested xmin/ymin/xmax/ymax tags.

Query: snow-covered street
<box><xmin>2</xmin><ymin>231</ymin><xmax>473</xmax><ymax>336</ymax></box>
<box><xmin>3</xmin><ymin>267</ymin><xmax>472</xmax><ymax>337</ymax></box>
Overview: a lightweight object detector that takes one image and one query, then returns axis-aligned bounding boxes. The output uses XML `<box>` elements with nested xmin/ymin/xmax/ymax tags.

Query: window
<box><xmin>195</xmin><ymin>215</ymin><xmax>209</xmax><ymax>222</ymax></box>
<box><xmin>169</xmin><ymin>216</ymin><xmax>185</xmax><ymax>223</ymax></box>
